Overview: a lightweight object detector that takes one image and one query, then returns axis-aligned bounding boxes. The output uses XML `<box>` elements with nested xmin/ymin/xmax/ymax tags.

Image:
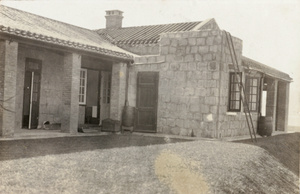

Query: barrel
<box><xmin>258</xmin><ymin>116</ymin><xmax>273</xmax><ymax>137</ymax></box>
<box><xmin>122</xmin><ymin>106</ymin><xmax>135</xmax><ymax>127</ymax></box>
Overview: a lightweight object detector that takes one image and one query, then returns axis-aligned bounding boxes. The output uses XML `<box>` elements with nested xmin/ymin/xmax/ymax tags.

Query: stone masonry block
<box><xmin>175</xmin><ymin>47</ymin><xmax>185</xmax><ymax>56</ymax></box>
<box><xmin>209</xmin><ymin>45</ymin><xmax>218</xmax><ymax>52</ymax></box>
<box><xmin>147</xmin><ymin>56</ymin><xmax>157</xmax><ymax>63</ymax></box>
<box><xmin>179</xmin><ymin>39</ymin><xmax>188</xmax><ymax>46</ymax></box>
<box><xmin>185</xmin><ymin>46</ymin><xmax>191</xmax><ymax>54</ymax></box>
<box><xmin>160</xmin><ymin>46</ymin><xmax>169</xmax><ymax>55</ymax></box>
<box><xmin>206</xmin><ymin>37</ymin><xmax>214</xmax><ymax>45</ymax></box>
<box><xmin>170</xmin><ymin>39</ymin><xmax>178</xmax><ymax>47</ymax></box>
<box><xmin>160</xmin><ymin>38</ymin><xmax>170</xmax><ymax>46</ymax></box>
<box><xmin>188</xmin><ymin>38</ymin><xmax>197</xmax><ymax>45</ymax></box>
<box><xmin>214</xmin><ymin>36</ymin><xmax>222</xmax><ymax>44</ymax></box>
<box><xmin>191</xmin><ymin>46</ymin><xmax>198</xmax><ymax>54</ymax></box>
<box><xmin>205</xmin><ymin>97</ymin><xmax>217</xmax><ymax>105</ymax></box>
<box><xmin>160</xmin><ymin>62</ymin><xmax>169</xmax><ymax>71</ymax></box>
<box><xmin>187</xmin><ymin>62</ymin><xmax>197</xmax><ymax>71</ymax></box>
<box><xmin>196</xmin><ymin>62</ymin><xmax>207</xmax><ymax>71</ymax></box>
<box><xmin>195</xmin><ymin>54</ymin><xmax>202</xmax><ymax>62</ymax></box>
<box><xmin>196</xmin><ymin>38</ymin><xmax>206</xmax><ymax>46</ymax></box>
<box><xmin>170</xmin><ymin>62</ymin><xmax>180</xmax><ymax>71</ymax></box>
<box><xmin>212</xmin><ymin>72</ymin><xmax>220</xmax><ymax>80</ymax></box>
<box><xmin>199</xmin><ymin>31</ymin><xmax>209</xmax><ymax>37</ymax></box>
<box><xmin>156</xmin><ymin>55</ymin><xmax>166</xmax><ymax>62</ymax></box>
<box><xmin>169</xmin><ymin>47</ymin><xmax>176</xmax><ymax>54</ymax></box>
<box><xmin>198</xmin><ymin>46</ymin><xmax>209</xmax><ymax>53</ymax></box>
<box><xmin>189</xmin><ymin>97</ymin><xmax>199</xmax><ymax>112</ymax></box>
<box><xmin>208</xmin><ymin>61</ymin><xmax>217</xmax><ymax>71</ymax></box>
<box><xmin>203</xmin><ymin>53</ymin><xmax>213</xmax><ymax>61</ymax></box>
<box><xmin>195</xmin><ymin>88</ymin><xmax>206</xmax><ymax>96</ymax></box>
<box><xmin>184</xmin><ymin>54</ymin><xmax>194</xmax><ymax>62</ymax></box>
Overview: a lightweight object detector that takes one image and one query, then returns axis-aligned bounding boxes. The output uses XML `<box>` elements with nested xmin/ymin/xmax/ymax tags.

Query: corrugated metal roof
<box><xmin>0</xmin><ymin>5</ymin><xmax>134</xmax><ymax>60</ymax></box>
<box><xmin>242</xmin><ymin>56</ymin><xmax>292</xmax><ymax>82</ymax></box>
<box><xmin>97</xmin><ymin>21</ymin><xmax>202</xmax><ymax>45</ymax></box>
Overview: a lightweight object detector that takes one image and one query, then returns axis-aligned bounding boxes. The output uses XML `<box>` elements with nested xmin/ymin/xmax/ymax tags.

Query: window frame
<box><xmin>245</xmin><ymin>76</ymin><xmax>259</xmax><ymax>112</ymax></box>
<box><xmin>228</xmin><ymin>72</ymin><xmax>242</xmax><ymax>112</ymax></box>
<box><xmin>79</xmin><ymin>68</ymin><xmax>87</xmax><ymax>105</ymax></box>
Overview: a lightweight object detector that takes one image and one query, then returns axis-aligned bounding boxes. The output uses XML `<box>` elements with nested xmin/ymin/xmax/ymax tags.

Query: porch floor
<box><xmin>1</xmin><ymin>128</ymin><xmax>109</xmax><ymax>141</ymax></box>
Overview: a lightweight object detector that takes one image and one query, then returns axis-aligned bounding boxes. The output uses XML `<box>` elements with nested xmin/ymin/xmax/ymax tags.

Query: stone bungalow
<box><xmin>0</xmin><ymin>5</ymin><xmax>292</xmax><ymax>138</ymax></box>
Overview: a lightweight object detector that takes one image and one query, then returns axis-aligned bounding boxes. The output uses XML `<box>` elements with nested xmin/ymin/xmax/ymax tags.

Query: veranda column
<box><xmin>266</xmin><ymin>78</ymin><xmax>278</xmax><ymax>132</ymax></box>
<box><xmin>0</xmin><ymin>40</ymin><xmax>18</xmax><ymax>137</ymax></box>
<box><xmin>61</xmin><ymin>53</ymin><xmax>81</xmax><ymax>133</ymax></box>
<box><xmin>110</xmin><ymin>62</ymin><xmax>127</xmax><ymax>121</ymax></box>
<box><xmin>276</xmin><ymin>81</ymin><xmax>290</xmax><ymax>131</ymax></box>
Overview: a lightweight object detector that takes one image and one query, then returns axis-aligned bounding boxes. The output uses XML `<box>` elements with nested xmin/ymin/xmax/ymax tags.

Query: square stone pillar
<box><xmin>266</xmin><ymin>78</ymin><xmax>278</xmax><ymax>132</ymax></box>
<box><xmin>110</xmin><ymin>62</ymin><xmax>127</xmax><ymax>121</ymax></box>
<box><xmin>61</xmin><ymin>53</ymin><xmax>81</xmax><ymax>133</ymax></box>
<box><xmin>276</xmin><ymin>81</ymin><xmax>290</xmax><ymax>131</ymax></box>
<box><xmin>0</xmin><ymin>40</ymin><xmax>18</xmax><ymax>137</ymax></box>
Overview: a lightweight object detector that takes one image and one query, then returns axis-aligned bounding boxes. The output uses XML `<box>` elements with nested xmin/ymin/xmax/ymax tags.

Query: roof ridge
<box><xmin>96</xmin><ymin>21</ymin><xmax>202</xmax><ymax>31</ymax></box>
<box><xmin>0</xmin><ymin>4</ymin><xmax>95</xmax><ymax>32</ymax></box>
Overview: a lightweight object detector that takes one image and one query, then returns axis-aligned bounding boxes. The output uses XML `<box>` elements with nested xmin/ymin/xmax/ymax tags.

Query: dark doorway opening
<box><xmin>22</xmin><ymin>59</ymin><xmax>42</xmax><ymax>129</ymax></box>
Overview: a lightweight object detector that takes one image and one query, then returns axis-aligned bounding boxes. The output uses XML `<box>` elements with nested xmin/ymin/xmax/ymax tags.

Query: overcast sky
<box><xmin>1</xmin><ymin>0</ymin><xmax>300</xmax><ymax>125</ymax></box>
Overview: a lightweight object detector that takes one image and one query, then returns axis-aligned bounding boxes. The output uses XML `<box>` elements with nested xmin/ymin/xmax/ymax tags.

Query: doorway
<box><xmin>84</xmin><ymin>69</ymin><xmax>101</xmax><ymax>124</ymax></box>
<box><xmin>135</xmin><ymin>72</ymin><xmax>159</xmax><ymax>132</ymax></box>
<box><xmin>99</xmin><ymin>71</ymin><xmax>111</xmax><ymax>125</ymax></box>
<box><xmin>22</xmin><ymin>59</ymin><xmax>42</xmax><ymax>129</ymax></box>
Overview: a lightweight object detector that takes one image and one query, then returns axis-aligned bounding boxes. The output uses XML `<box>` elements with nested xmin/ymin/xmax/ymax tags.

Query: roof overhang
<box><xmin>0</xmin><ymin>25</ymin><xmax>134</xmax><ymax>62</ymax></box>
<box><xmin>242</xmin><ymin>56</ymin><xmax>292</xmax><ymax>82</ymax></box>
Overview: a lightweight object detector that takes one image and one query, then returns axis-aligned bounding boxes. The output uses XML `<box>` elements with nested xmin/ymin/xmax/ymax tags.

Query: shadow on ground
<box><xmin>0</xmin><ymin>134</ymin><xmax>191</xmax><ymax>161</ymax></box>
<box><xmin>235</xmin><ymin>132</ymin><xmax>300</xmax><ymax>176</ymax></box>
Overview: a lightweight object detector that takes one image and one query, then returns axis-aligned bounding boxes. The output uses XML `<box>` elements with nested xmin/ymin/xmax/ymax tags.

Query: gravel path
<box><xmin>0</xmin><ymin>137</ymin><xmax>298</xmax><ymax>194</ymax></box>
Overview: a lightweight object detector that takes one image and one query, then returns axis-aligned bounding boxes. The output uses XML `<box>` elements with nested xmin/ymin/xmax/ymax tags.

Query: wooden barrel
<box><xmin>122</xmin><ymin>106</ymin><xmax>135</xmax><ymax>127</ymax></box>
<box><xmin>258</xmin><ymin>116</ymin><xmax>273</xmax><ymax>136</ymax></box>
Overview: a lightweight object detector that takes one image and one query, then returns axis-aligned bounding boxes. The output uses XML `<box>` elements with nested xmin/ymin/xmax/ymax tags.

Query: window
<box><xmin>79</xmin><ymin>69</ymin><xmax>87</xmax><ymax>105</ymax></box>
<box><xmin>228</xmin><ymin>72</ymin><xmax>242</xmax><ymax>112</ymax></box>
<box><xmin>245</xmin><ymin>77</ymin><xmax>259</xmax><ymax>111</ymax></box>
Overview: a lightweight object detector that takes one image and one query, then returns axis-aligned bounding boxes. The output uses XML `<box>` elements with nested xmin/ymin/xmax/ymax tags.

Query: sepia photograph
<box><xmin>0</xmin><ymin>0</ymin><xmax>299</xmax><ymax>193</ymax></box>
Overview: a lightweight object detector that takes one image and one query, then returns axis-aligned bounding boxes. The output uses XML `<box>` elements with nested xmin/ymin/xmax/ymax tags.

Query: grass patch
<box><xmin>235</xmin><ymin>132</ymin><xmax>300</xmax><ymax>176</ymax></box>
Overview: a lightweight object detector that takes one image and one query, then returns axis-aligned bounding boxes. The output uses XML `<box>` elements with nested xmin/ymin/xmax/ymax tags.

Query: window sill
<box><xmin>226</xmin><ymin>112</ymin><xmax>238</xmax><ymax>116</ymax></box>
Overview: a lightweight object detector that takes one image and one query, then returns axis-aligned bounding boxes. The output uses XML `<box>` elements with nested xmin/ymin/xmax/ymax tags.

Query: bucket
<box><xmin>122</xmin><ymin>106</ymin><xmax>135</xmax><ymax>127</ymax></box>
<box><xmin>258</xmin><ymin>116</ymin><xmax>273</xmax><ymax>136</ymax></box>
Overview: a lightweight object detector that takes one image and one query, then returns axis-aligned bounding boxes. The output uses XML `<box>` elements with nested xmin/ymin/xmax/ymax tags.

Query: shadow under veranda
<box><xmin>0</xmin><ymin>134</ymin><xmax>192</xmax><ymax>161</ymax></box>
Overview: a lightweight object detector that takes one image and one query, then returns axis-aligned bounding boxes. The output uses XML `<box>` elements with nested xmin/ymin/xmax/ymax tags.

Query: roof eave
<box><xmin>242</xmin><ymin>56</ymin><xmax>292</xmax><ymax>82</ymax></box>
<box><xmin>0</xmin><ymin>25</ymin><xmax>134</xmax><ymax>62</ymax></box>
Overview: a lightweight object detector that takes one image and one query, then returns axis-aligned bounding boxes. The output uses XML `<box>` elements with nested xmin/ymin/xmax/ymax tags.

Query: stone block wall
<box><xmin>216</xmin><ymin>32</ymin><xmax>259</xmax><ymax>138</ymax></box>
<box><xmin>119</xmin><ymin>44</ymin><xmax>159</xmax><ymax>56</ymax></box>
<box><xmin>16</xmin><ymin>45</ymin><xmax>64</xmax><ymax>129</ymax></box>
<box><xmin>129</xmin><ymin>29</ymin><xmax>225</xmax><ymax>138</ymax></box>
<box><xmin>128</xmin><ymin>29</ymin><xmax>261</xmax><ymax>138</ymax></box>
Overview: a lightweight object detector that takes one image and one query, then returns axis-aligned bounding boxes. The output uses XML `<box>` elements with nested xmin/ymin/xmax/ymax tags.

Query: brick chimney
<box><xmin>105</xmin><ymin>10</ymin><xmax>123</xmax><ymax>29</ymax></box>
